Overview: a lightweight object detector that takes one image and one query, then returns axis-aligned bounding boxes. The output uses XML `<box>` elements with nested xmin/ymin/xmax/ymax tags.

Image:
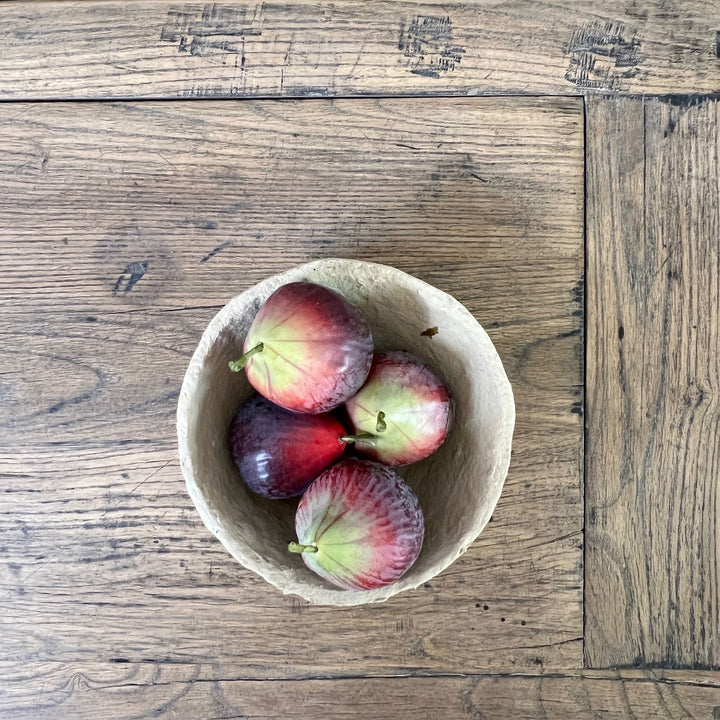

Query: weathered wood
<box><xmin>0</xmin><ymin>97</ymin><xmax>584</xmax><ymax>674</ymax></box>
<box><xmin>1</xmin><ymin>1</ymin><xmax>719</xmax><ymax>100</ymax></box>
<box><xmin>586</xmin><ymin>95</ymin><xmax>720</xmax><ymax>668</ymax></box>
<box><xmin>3</xmin><ymin>663</ymin><xmax>720</xmax><ymax>719</ymax></box>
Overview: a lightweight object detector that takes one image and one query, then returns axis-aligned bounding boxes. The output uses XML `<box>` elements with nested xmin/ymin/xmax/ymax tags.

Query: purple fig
<box><xmin>229</xmin><ymin>395</ymin><xmax>348</xmax><ymax>499</ymax></box>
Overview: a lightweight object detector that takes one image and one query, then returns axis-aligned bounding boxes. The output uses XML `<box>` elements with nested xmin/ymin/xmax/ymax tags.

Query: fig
<box><xmin>229</xmin><ymin>282</ymin><xmax>373</xmax><ymax>413</ymax></box>
<box><xmin>345</xmin><ymin>351</ymin><xmax>452</xmax><ymax>466</ymax></box>
<box><xmin>290</xmin><ymin>458</ymin><xmax>424</xmax><ymax>590</ymax></box>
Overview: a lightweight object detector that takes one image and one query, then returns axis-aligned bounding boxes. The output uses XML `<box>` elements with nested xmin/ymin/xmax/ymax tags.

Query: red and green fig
<box><xmin>345</xmin><ymin>351</ymin><xmax>452</xmax><ymax>466</ymax></box>
<box><xmin>289</xmin><ymin>458</ymin><xmax>424</xmax><ymax>590</ymax></box>
<box><xmin>229</xmin><ymin>394</ymin><xmax>374</xmax><ymax>499</ymax></box>
<box><xmin>229</xmin><ymin>282</ymin><xmax>373</xmax><ymax>414</ymax></box>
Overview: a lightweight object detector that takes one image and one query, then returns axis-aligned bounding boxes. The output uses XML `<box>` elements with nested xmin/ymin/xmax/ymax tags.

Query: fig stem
<box><xmin>376</xmin><ymin>411</ymin><xmax>387</xmax><ymax>433</ymax></box>
<box><xmin>288</xmin><ymin>542</ymin><xmax>318</xmax><ymax>554</ymax></box>
<box><xmin>228</xmin><ymin>342</ymin><xmax>264</xmax><ymax>372</ymax></box>
<box><xmin>340</xmin><ymin>432</ymin><xmax>376</xmax><ymax>446</ymax></box>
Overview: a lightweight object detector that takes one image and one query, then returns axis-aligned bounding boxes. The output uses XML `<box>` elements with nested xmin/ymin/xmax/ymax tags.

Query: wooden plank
<box><xmin>0</xmin><ymin>97</ymin><xmax>584</xmax><ymax>674</ymax></box>
<box><xmin>586</xmin><ymin>95</ymin><xmax>720</xmax><ymax>668</ymax></box>
<box><xmin>3</xmin><ymin>664</ymin><xmax>720</xmax><ymax>719</ymax></box>
<box><xmin>1</xmin><ymin>1</ymin><xmax>719</xmax><ymax>99</ymax></box>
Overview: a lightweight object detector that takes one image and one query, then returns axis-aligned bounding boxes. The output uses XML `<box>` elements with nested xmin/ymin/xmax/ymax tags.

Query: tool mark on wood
<box><xmin>399</xmin><ymin>15</ymin><xmax>465</xmax><ymax>79</ymax></box>
<box><xmin>113</xmin><ymin>261</ymin><xmax>148</xmax><ymax>293</ymax></box>
<box><xmin>160</xmin><ymin>3</ymin><xmax>261</xmax><ymax>57</ymax></box>
<box><xmin>564</xmin><ymin>20</ymin><xmax>642</xmax><ymax>90</ymax></box>
<box><xmin>200</xmin><ymin>241</ymin><xmax>231</xmax><ymax>263</ymax></box>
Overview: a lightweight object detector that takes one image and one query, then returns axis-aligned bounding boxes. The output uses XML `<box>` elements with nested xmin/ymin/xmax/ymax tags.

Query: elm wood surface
<box><xmin>3</xmin><ymin>664</ymin><xmax>720</xmax><ymax>720</ymax></box>
<box><xmin>585</xmin><ymin>95</ymin><xmax>720</xmax><ymax>669</ymax></box>
<box><xmin>1</xmin><ymin>0</ymin><xmax>720</xmax><ymax>100</ymax></box>
<box><xmin>3</xmin><ymin>1</ymin><xmax>720</xmax><ymax>716</ymax></box>
<box><xmin>0</xmin><ymin>98</ymin><xmax>584</xmax><ymax>685</ymax></box>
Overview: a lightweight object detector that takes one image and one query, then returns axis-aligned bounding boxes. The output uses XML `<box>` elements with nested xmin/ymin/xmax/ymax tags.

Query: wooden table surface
<box><xmin>0</xmin><ymin>2</ymin><xmax>718</xmax><ymax>718</ymax></box>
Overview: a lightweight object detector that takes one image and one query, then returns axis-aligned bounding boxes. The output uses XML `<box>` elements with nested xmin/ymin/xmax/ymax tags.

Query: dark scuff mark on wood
<box><xmin>290</xmin><ymin>597</ymin><xmax>309</xmax><ymax>615</ymax></box>
<box><xmin>113</xmin><ymin>261</ymin><xmax>148</xmax><ymax>293</ymax></box>
<box><xmin>400</xmin><ymin>15</ymin><xmax>465</xmax><ymax>79</ymax></box>
<box><xmin>564</xmin><ymin>20</ymin><xmax>642</xmax><ymax>90</ymax></box>
<box><xmin>469</xmin><ymin>172</ymin><xmax>487</xmax><ymax>183</ymax></box>
<box><xmin>421</xmin><ymin>326</ymin><xmax>439</xmax><ymax>338</ymax></box>
<box><xmin>461</xmin><ymin>154</ymin><xmax>487</xmax><ymax>183</ymax></box>
<box><xmin>571</xmin><ymin>277</ymin><xmax>584</xmax><ymax>307</ymax></box>
<box><xmin>716</xmin><ymin>31</ymin><xmax>720</xmax><ymax>59</ymax></box>
<box><xmin>200</xmin><ymin>241</ymin><xmax>231</xmax><ymax>263</ymax></box>
<box><xmin>662</xmin><ymin>94</ymin><xmax>708</xmax><ymax>108</ymax></box>
<box><xmin>625</xmin><ymin>1</ymin><xmax>648</xmax><ymax>21</ymax></box>
<box><xmin>410</xmin><ymin>66</ymin><xmax>446</xmax><ymax>79</ymax></box>
<box><xmin>160</xmin><ymin>3</ymin><xmax>261</xmax><ymax>58</ymax></box>
<box><xmin>397</xmin><ymin>20</ymin><xmax>406</xmax><ymax>50</ymax></box>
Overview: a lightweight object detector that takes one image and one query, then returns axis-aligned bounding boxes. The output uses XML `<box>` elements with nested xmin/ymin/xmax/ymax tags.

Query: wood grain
<box><xmin>586</xmin><ymin>95</ymin><xmax>720</xmax><ymax>668</ymax></box>
<box><xmin>3</xmin><ymin>664</ymin><xmax>720</xmax><ymax>719</ymax></box>
<box><xmin>1</xmin><ymin>0</ymin><xmax>719</xmax><ymax>99</ymax></box>
<box><xmin>0</xmin><ymin>97</ymin><xmax>584</xmax><ymax>674</ymax></box>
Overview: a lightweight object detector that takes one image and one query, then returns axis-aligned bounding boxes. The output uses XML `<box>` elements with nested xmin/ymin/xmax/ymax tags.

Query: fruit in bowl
<box><xmin>228</xmin><ymin>281</ymin><xmax>373</xmax><ymax>414</ymax></box>
<box><xmin>177</xmin><ymin>258</ymin><xmax>515</xmax><ymax>606</ymax></box>
<box><xmin>229</xmin><ymin>394</ymin><xmax>377</xmax><ymax>500</ymax></box>
<box><xmin>227</xmin><ymin>279</ymin><xmax>439</xmax><ymax>591</ymax></box>
<box><xmin>229</xmin><ymin>394</ymin><xmax>348</xmax><ymax>499</ymax></box>
<box><xmin>290</xmin><ymin>458</ymin><xmax>424</xmax><ymax>590</ymax></box>
<box><xmin>345</xmin><ymin>350</ymin><xmax>452</xmax><ymax>466</ymax></box>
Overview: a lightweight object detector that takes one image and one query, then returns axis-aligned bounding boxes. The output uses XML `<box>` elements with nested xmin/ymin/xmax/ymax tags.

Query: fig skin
<box><xmin>291</xmin><ymin>458</ymin><xmax>424</xmax><ymax>591</ymax></box>
<box><xmin>229</xmin><ymin>394</ymin><xmax>348</xmax><ymax>499</ymax></box>
<box><xmin>345</xmin><ymin>351</ymin><xmax>452</xmax><ymax>466</ymax></box>
<box><xmin>232</xmin><ymin>282</ymin><xmax>373</xmax><ymax>414</ymax></box>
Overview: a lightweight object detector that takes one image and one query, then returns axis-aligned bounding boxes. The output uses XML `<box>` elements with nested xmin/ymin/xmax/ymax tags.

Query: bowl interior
<box><xmin>177</xmin><ymin>259</ymin><xmax>515</xmax><ymax>605</ymax></box>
